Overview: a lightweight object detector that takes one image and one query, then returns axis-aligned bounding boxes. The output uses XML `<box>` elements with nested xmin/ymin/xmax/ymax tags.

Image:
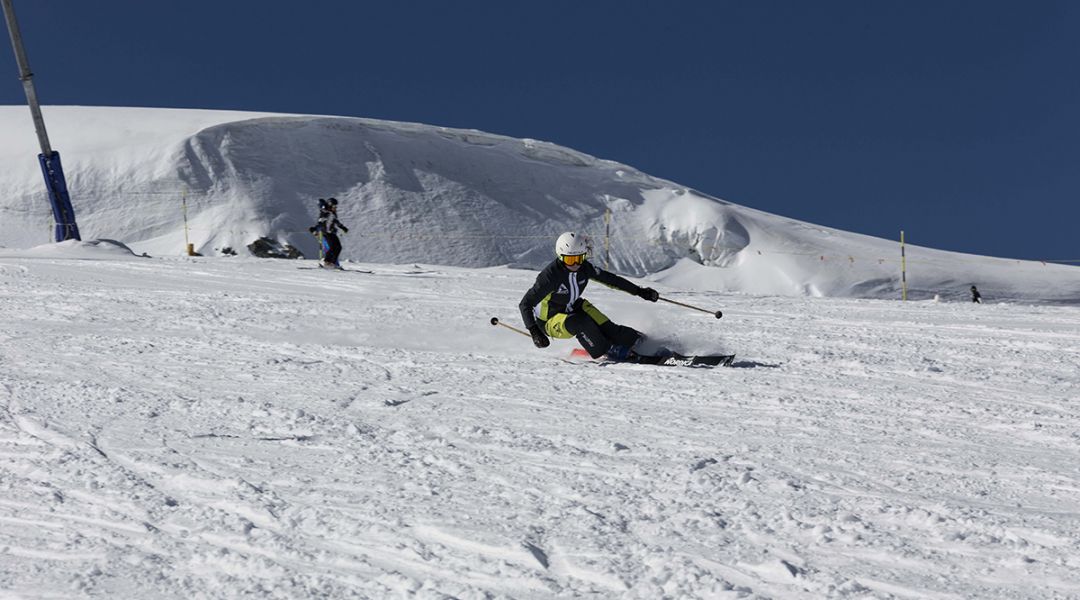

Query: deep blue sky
<box><xmin>3</xmin><ymin>1</ymin><xmax>1078</xmax><ymax>261</ymax></box>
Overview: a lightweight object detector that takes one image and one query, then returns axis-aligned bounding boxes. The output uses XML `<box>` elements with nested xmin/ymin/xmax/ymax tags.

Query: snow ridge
<box><xmin>1</xmin><ymin>106</ymin><xmax>1078</xmax><ymax>302</ymax></box>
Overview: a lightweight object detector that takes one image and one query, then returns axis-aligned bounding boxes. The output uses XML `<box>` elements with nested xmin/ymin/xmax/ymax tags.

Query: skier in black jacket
<box><xmin>520</xmin><ymin>232</ymin><xmax>659</xmax><ymax>360</ymax></box>
<box><xmin>309</xmin><ymin>198</ymin><xmax>349</xmax><ymax>269</ymax></box>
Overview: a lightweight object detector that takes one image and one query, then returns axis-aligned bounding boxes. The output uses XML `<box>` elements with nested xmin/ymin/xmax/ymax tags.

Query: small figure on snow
<box><xmin>971</xmin><ymin>285</ymin><xmax>982</xmax><ymax>304</ymax></box>
<box><xmin>308</xmin><ymin>198</ymin><xmax>349</xmax><ymax>269</ymax></box>
<box><xmin>519</xmin><ymin>232</ymin><xmax>659</xmax><ymax>361</ymax></box>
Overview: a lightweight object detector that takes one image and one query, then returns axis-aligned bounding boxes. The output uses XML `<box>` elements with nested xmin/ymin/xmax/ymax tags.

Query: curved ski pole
<box><xmin>658</xmin><ymin>296</ymin><xmax>723</xmax><ymax>319</ymax></box>
<box><xmin>490</xmin><ymin>317</ymin><xmax>531</xmax><ymax>337</ymax></box>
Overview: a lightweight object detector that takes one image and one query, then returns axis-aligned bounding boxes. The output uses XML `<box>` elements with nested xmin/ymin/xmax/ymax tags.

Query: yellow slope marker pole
<box><xmin>182</xmin><ymin>190</ymin><xmax>195</xmax><ymax>256</ymax></box>
<box><xmin>604</xmin><ymin>207</ymin><xmax>611</xmax><ymax>270</ymax></box>
<box><xmin>901</xmin><ymin>230</ymin><xmax>907</xmax><ymax>301</ymax></box>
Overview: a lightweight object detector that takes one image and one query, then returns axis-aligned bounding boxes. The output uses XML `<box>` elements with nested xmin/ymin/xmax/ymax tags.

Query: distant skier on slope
<box><xmin>519</xmin><ymin>232</ymin><xmax>659</xmax><ymax>361</ymax></box>
<box><xmin>971</xmin><ymin>285</ymin><xmax>982</xmax><ymax>304</ymax></box>
<box><xmin>308</xmin><ymin>198</ymin><xmax>349</xmax><ymax>269</ymax></box>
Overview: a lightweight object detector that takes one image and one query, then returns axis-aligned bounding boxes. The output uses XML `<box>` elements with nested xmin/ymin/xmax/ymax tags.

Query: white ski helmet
<box><xmin>555</xmin><ymin>232</ymin><xmax>589</xmax><ymax>258</ymax></box>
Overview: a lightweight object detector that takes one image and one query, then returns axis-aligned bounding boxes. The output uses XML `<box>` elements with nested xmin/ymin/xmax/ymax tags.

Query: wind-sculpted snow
<box><xmin>2</xmin><ymin>106</ymin><xmax>1080</xmax><ymax>301</ymax></box>
<box><xmin>0</xmin><ymin>250</ymin><xmax>1078</xmax><ymax>598</ymax></box>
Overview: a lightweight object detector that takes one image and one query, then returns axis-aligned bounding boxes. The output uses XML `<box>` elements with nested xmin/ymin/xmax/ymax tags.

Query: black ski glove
<box><xmin>638</xmin><ymin>287</ymin><xmax>659</xmax><ymax>302</ymax></box>
<box><xmin>528</xmin><ymin>324</ymin><xmax>550</xmax><ymax>348</ymax></box>
<box><xmin>308</xmin><ymin>226</ymin><xmax>317</xmax><ymax>234</ymax></box>
<box><xmin>339</xmin><ymin>225</ymin><xmax>349</xmax><ymax>233</ymax></box>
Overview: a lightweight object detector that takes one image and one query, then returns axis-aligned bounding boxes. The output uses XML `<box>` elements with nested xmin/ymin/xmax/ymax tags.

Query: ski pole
<box><xmin>658</xmin><ymin>296</ymin><xmax>723</xmax><ymax>319</ymax></box>
<box><xmin>490</xmin><ymin>317</ymin><xmax>530</xmax><ymax>337</ymax></box>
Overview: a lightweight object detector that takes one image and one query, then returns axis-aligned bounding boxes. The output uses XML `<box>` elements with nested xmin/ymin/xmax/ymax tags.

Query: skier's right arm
<box><xmin>519</xmin><ymin>270</ymin><xmax>556</xmax><ymax>348</ymax></box>
<box><xmin>519</xmin><ymin>275</ymin><xmax>550</xmax><ymax>329</ymax></box>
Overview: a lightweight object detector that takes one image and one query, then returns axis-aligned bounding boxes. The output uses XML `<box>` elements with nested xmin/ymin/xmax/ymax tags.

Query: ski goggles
<box><xmin>560</xmin><ymin>253</ymin><xmax>586</xmax><ymax>266</ymax></box>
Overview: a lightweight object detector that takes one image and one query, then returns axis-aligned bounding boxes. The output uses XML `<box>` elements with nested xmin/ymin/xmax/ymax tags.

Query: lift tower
<box><xmin>2</xmin><ymin>0</ymin><xmax>80</xmax><ymax>241</ymax></box>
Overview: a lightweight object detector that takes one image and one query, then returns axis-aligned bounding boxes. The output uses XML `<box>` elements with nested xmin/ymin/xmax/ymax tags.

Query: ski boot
<box><xmin>603</xmin><ymin>344</ymin><xmax>638</xmax><ymax>362</ymax></box>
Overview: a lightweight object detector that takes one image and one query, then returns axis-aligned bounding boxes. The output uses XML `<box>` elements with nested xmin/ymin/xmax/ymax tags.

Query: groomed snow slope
<box><xmin>1</xmin><ymin>245</ymin><xmax>1078</xmax><ymax>598</ymax></box>
<box><xmin>2</xmin><ymin>106</ymin><xmax>1079</xmax><ymax>302</ymax></box>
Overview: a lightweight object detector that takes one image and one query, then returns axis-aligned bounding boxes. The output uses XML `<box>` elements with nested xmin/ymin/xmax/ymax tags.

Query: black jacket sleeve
<box><xmin>519</xmin><ymin>264</ymin><xmax>558</xmax><ymax>329</ymax></box>
<box><xmin>587</xmin><ymin>262</ymin><xmax>642</xmax><ymax>296</ymax></box>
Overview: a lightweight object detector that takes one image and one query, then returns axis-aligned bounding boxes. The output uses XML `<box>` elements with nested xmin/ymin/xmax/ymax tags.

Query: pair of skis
<box><xmin>298</xmin><ymin>265</ymin><xmax>373</xmax><ymax>273</ymax></box>
<box><xmin>566</xmin><ymin>347</ymin><xmax>736</xmax><ymax>368</ymax></box>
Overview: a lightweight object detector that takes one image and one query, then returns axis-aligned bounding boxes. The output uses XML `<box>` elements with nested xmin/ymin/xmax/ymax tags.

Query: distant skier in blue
<box><xmin>309</xmin><ymin>198</ymin><xmax>349</xmax><ymax>269</ymax></box>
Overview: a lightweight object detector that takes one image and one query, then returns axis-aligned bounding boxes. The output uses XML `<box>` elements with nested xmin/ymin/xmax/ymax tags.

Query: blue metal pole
<box><xmin>2</xmin><ymin>0</ymin><xmax>81</xmax><ymax>241</ymax></box>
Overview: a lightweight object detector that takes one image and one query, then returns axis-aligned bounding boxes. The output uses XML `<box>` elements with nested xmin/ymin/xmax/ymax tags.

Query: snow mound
<box><xmin>1</xmin><ymin>106</ymin><xmax>1078</xmax><ymax>301</ymax></box>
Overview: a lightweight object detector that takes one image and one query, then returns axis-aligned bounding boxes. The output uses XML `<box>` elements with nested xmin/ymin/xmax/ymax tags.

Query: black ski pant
<box><xmin>548</xmin><ymin>311</ymin><xmax>641</xmax><ymax>359</ymax></box>
<box><xmin>323</xmin><ymin>232</ymin><xmax>342</xmax><ymax>265</ymax></box>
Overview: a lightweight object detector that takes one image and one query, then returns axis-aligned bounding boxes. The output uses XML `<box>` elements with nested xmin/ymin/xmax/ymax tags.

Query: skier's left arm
<box><xmin>335</xmin><ymin>218</ymin><xmax>349</xmax><ymax>233</ymax></box>
<box><xmin>589</xmin><ymin>264</ymin><xmax>658</xmax><ymax>302</ymax></box>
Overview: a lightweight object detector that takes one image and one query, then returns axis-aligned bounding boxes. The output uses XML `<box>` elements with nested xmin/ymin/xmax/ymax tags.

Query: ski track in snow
<box><xmin>0</xmin><ymin>255</ymin><xmax>1078</xmax><ymax>599</ymax></box>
